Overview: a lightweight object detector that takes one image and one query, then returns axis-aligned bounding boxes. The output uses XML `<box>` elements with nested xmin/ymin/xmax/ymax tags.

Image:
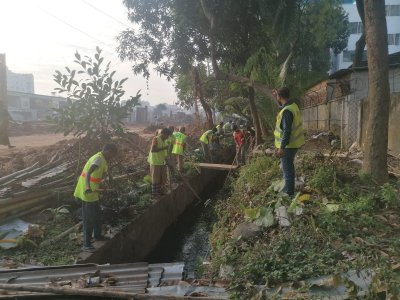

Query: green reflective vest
<box><xmin>74</xmin><ymin>152</ymin><xmax>108</xmax><ymax>202</ymax></box>
<box><xmin>200</xmin><ymin>130</ymin><xmax>213</xmax><ymax>145</ymax></box>
<box><xmin>172</xmin><ymin>132</ymin><xmax>187</xmax><ymax>155</ymax></box>
<box><xmin>274</xmin><ymin>102</ymin><xmax>305</xmax><ymax>149</ymax></box>
<box><xmin>148</xmin><ymin>135</ymin><xmax>168</xmax><ymax>165</ymax></box>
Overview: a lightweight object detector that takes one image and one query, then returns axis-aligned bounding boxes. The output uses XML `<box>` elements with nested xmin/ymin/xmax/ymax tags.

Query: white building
<box><xmin>331</xmin><ymin>0</ymin><xmax>400</xmax><ymax>72</ymax></box>
<box><xmin>7</xmin><ymin>68</ymin><xmax>35</xmax><ymax>94</ymax></box>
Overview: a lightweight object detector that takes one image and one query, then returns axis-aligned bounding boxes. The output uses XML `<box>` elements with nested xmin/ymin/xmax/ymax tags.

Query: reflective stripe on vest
<box><xmin>148</xmin><ymin>135</ymin><xmax>168</xmax><ymax>165</ymax></box>
<box><xmin>172</xmin><ymin>132</ymin><xmax>187</xmax><ymax>155</ymax></box>
<box><xmin>274</xmin><ymin>103</ymin><xmax>305</xmax><ymax>149</ymax></box>
<box><xmin>74</xmin><ymin>152</ymin><xmax>108</xmax><ymax>202</ymax></box>
<box><xmin>200</xmin><ymin>130</ymin><xmax>213</xmax><ymax>144</ymax></box>
<box><xmin>80</xmin><ymin>172</ymin><xmax>103</xmax><ymax>183</ymax></box>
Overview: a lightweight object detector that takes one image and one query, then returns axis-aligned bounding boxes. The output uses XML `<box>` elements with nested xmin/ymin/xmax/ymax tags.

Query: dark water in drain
<box><xmin>146</xmin><ymin>173</ymin><xmax>227</xmax><ymax>277</ymax></box>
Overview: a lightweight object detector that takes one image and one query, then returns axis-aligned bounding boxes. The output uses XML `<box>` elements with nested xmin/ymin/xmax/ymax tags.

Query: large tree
<box><xmin>118</xmin><ymin>0</ymin><xmax>348</xmax><ymax>142</ymax></box>
<box><xmin>362</xmin><ymin>0</ymin><xmax>391</xmax><ymax>183</ymax></box>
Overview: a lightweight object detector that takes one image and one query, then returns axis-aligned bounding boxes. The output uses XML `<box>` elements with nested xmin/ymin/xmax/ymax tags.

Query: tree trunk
<box><xmin>191</xmin><ymin>66</ymin><xmax>214</xmax><ymax>128</ymax></box>
<box><xmin>353</xmin><ymin>0</ymin><xmax>366</xmax><ymax>67</ymax></box>
<box><xmin>259</xmin><ymin>117</ymin><xmax>269</xmax><ymax>140</ymax></box>
<box><xmin>362</xmin><ymin>0</ymin><xmax>390</xmax><ymax>184</ymax></box>
<box><xmin>248</xmin><ymin>87</ymin><xmax>262</xmax><ymax>145</ymax></box>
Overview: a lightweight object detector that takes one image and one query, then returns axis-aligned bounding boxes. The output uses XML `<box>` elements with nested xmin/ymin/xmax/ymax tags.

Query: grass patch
<box><xmin>209</xmin><ymin>152</ymin><xmax>400</xmax><ymax>299</ymax></box>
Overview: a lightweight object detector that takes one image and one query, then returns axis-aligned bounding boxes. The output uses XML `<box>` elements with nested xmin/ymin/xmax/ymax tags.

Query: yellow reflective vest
<box><xmin>148</xmin><ymin>135</ymin><xmax>168</xmax><ymax>165</ymax></box>
<box><xmin>274</xmin><ymin>102</ymin><xmax>305</xmax><ymax>149</ymax></box>
<box><xmin>223</xmin><ymin>122</ymin><xmax>231</xmax><ymax>131</ymax></box>
<box><xmin>200</xmin><ymin>130</ymin><xmax>213</xmax><ymax>145</ymax></box>
<box><xmin>172</xmin><ymin>132</ymin><xmax>187</xmax><ymax>155</ymax></box>
<box><xmin>74</xmin><ymin>152</ymin><xmax>108</xmax><ymax>202</ymax></box>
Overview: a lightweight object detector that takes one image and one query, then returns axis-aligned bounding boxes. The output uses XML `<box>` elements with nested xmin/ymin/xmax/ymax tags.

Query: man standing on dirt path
<box><xmin>74</xmin><ymin>143</ymin><xmax>118</xmax><ymax>252</ymax></box>
<box><xmin>0</xmin><ymin>105</ymin><xmax>15</xmax><ymax>149</ymax></box>
<box><xmin>148</xmin><ymin>128</ymin><xmax>171</xmax><ymax>196</ymax></box>
<box><xmin>172</xmin><ymin>126</ymin><xmax>187</xmax><ymax>173</ymax></box>
<box><xmin>199</xmin><ymin>127</ymin><xmax>217</xmax><ymax>162</ymax></box>
<box><xmin>272</xmin><ymin>87</ymin><xmax>305</xmax><ymax>197</ymax></box>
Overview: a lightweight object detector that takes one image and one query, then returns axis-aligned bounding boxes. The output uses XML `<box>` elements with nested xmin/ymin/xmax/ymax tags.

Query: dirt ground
<box><xmin>0</xmin><ymin>125</ymin><xmax>154</xmax><ymax>177</ymax></box>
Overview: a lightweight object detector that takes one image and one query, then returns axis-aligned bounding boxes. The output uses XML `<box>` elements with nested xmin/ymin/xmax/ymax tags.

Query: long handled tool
<box><xmin>166</xmin><ymin>161</ymin><xmax>205</xmax><ymax>205</ymax></box>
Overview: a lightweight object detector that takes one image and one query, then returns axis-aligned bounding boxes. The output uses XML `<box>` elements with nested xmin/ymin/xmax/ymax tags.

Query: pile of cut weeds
<box><xmin>209</xmin><ymin>152</ymin><xmax>400</xmax><ymax>299</ymax></box>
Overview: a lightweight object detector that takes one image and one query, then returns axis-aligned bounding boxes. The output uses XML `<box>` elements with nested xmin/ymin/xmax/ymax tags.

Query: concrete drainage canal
<box><xmin>76</xmin><ymin>167</ymin><xmax>230</xmax><ymax>268</ymax></box>
<box><xmin>145</xmin><ymin>171</ymin><xmax>227</xmax><ymax>278</ymax></box>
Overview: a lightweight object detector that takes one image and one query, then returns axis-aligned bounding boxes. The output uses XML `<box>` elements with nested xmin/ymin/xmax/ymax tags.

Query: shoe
<box><xmin>81</xmin><ymin>246</ymin><xmax>96</xmax><ymax>253</ymax></box>
<box><xmin>93</xmin><ymin>236</ymin><xmax>110</xmax><ymax>241</ymax></box>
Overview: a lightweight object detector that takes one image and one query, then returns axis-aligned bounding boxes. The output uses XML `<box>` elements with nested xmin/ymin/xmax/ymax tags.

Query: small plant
<box><xmin>40</xmin><ymin>205</ymin><xmax>70</xmax><ymax>220</ymax></box>
<box><xmin>380</xmin><ymin>183</ymin><xmax>399</xmax><ymax>208</ymax></box>
<box><xmin>51</xmin><ymin>47</ymin><xmax>141</xmax><ymax>138</ymax></box>
<box><xmin>309</xmin><ymin>165</ymin><xmax>338</xmax><ymax>195</ymax></box>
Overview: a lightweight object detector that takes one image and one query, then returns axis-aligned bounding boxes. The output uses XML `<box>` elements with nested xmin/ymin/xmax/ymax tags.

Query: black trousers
<box><xmin>82</xmin><ymin>201</ymin><xmax>102</xmax><ymax>247</ymax></box>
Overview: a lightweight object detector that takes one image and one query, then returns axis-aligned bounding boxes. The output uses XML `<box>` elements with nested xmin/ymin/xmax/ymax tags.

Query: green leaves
<box><xmin>50</xmin><ymin>48</ymin><xmax>141</xmax><ymax>138</ymax></box>
<box><xmin>243</xmin><ymin>205</ymin><xmax>275</xmax><ymax>228</ymax></box>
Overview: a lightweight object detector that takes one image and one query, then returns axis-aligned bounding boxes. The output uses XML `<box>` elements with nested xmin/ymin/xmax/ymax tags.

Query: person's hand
<box><xmin>276</xmin><ymin>148</ymin><xmax>285</xmax><ymax>158</ymax></box>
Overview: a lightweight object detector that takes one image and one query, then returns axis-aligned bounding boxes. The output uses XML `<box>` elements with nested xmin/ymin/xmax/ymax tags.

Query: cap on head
<box><xmin>160</xmin><ymin>127</ymin><xmax>171</xmax><ymax>137</ymax></box>
<box><xmin>179</xmin><ymin>126</ymin><xmax>186</xmax><ymax>133</ymax></box>
<box><xmin>277</xmin><ymin>87</ymin><xmax>290</xmax><ymax>99</ymax></box>
<box><xmin>102</xmin><ymin>143</ymin><xmax>118</xmax><ymax>157</ymax></box>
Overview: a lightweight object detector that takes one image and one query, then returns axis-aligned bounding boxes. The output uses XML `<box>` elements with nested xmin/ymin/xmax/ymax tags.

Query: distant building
<box><xmin>7</xmin><ymin>91</ymin><xmax>66</xmax><ymax>122</ymax></box>
<box><xmin>331</xmin><ymin>0</ymin><xmax>400</xmax><ymax>73</ymax></box>
<box><xmin>7</xmin><ymin>68</ymin><xmax>35</xmax><ymax>94</ymax></box>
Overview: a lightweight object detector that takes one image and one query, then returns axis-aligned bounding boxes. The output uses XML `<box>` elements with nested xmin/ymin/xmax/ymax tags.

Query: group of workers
<box><xmin>199</xmin><ymin>121</ymin><xmax>255</xmax><ymax>165</ymax></box>
<box><xmin>74</xmin><ymin>86</ymin><xmax>304</xmax><ymax>252</ymax></box>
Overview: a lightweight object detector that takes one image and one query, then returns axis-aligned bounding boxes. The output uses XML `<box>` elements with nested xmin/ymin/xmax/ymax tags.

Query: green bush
<box><xmin>51</xmin><ymin>47</ymin><xmax>140</xmax><ymax>138</ymax></box>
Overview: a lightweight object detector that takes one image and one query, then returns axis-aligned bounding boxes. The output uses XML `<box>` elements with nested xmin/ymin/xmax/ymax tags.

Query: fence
<box><xmin>301</xmin><ymin>67</ymin><xmax>400</xmax><ymax>151</ymax></box>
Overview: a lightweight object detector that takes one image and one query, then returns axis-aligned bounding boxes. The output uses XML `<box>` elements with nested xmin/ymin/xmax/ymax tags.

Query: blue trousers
<box><xmin>82</xmin><ymin>201</ymin><xmax>102</xmax><ymax>247</ymax></box>
<box><xmin>280</xmin><ymin>148</ymin><xmax>298</xmax><ymax>197</ymax></box>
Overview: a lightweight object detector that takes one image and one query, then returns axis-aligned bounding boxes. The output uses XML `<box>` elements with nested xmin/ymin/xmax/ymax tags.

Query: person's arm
<box><xmin>280</xmin><ymin>110</ymin><xmax>294</xmax><ymax>149</ymax></box>
<box><xmin>150</xmin><ymin>137</ymin><xmax>167</xmax><ymax>153</ymax></box>
<box><xmin>85</xmin><ymin>164</ymin><xmax>99</xmax><ymax>194</ymax></box>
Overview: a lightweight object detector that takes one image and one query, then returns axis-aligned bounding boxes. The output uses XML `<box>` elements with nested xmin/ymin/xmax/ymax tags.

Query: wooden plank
<box><xmin>197</xmin><ymin>163</ymin><xmax>239</xmax><ymax>171</ymax></box>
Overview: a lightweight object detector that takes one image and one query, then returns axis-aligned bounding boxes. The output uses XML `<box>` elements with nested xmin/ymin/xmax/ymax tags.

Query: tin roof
<box><xmin>0</xmin><ymin>262</ymin><xmax>186</xmax><ymax>298</ymax></box>
<box><xmin>0</xmin><ymin>262</ymin><xmax>148</xmax><ymax>297</ymax></box>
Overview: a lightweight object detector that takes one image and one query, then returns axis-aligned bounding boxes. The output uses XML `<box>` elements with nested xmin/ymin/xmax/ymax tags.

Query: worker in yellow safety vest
<box><xmin>148</xmin><ymin>127</ymin><xmax>172</xmax><ymax>196</ymax></box>
<box><xmin>165</xmin><ymin>126</ymin><xmax>176</xmax><ymax>157</ymax></box>
<box><xmin>216</xmin><ymin>121</ymin><xmax>224</xmax><ymax>135</ymax></box>
<box><xmin>272</xmin><ymin>87</ymin><xmax>305</xmax><ymax>198</ymax></box>
<box><xmin>223</xmin><ymin>120</ymin><xmax>232</xmax><ymax>133</ymax></box>
<box><xmin>172</xmin><ymin>126</ymin><xmax>187</xmax><ymax>172</ymax></box>
<box><xmin>199</xmin><ymin>127</ymin><xmax>217</xmax><ymax>162</ymax></box>
<box><xmin>74</xmin><ymin>143</ymin><xmax>118</xmax><ymax>252</ymax></box>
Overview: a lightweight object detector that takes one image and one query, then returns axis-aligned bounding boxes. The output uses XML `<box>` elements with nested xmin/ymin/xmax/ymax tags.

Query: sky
<box><xmin>0</xmin><ymin>0</ymin><xmax>178</xmax><ymax>105</ymax></box>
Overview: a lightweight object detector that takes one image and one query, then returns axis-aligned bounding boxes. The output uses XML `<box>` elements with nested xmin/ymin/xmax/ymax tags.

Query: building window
<box><xmin>388</xmin><ymin>33</ymin><xmax>400</xmax><ymax>45</ymax></box>
<box><xmin>349</xmin><ymin>22</ymin><xmax>363</xmax><ymax>34</ymax></box>
<box><xmin>386</xmin><ymin>5</ymin><xmax>400</xmax><ymax>16</ymax></box>
<box><xmin>343</xmin><ymin>50</ymin><xmax>367</xmax><ymax>63</ymax></box>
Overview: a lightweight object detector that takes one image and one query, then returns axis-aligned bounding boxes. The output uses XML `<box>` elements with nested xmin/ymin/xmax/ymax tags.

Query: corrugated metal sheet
<box><xmin>147</xmin><ymin>286</ymin><xmax>228</xmax><ymax>299</ymax></box>
<box><xmin>0</xmin><ymin>262</ymin><xmax>148</xmax><ymax>297</ymax></box>
<box><xmin>150</xmin><ymin>262</ymin><xmax>184</xmax><ymax>284</ymax></box>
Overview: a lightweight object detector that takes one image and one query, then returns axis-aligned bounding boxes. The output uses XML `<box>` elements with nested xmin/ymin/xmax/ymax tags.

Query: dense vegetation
<box><xmin>210</xmin><ymin>153</ymin><xmax>400</xmax><ymax>299</ymax></box>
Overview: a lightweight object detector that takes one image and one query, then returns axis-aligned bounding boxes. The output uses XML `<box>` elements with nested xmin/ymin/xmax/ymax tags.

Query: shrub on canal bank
<box><xmin>209</xmin><ymin>154</ymin><xmax>400</xmax><ymax>299</ymax></box>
